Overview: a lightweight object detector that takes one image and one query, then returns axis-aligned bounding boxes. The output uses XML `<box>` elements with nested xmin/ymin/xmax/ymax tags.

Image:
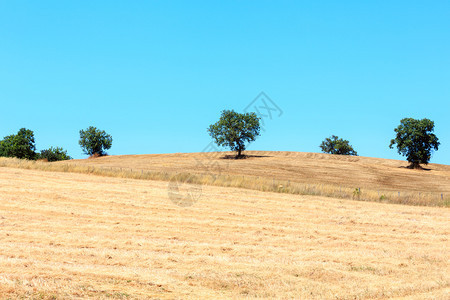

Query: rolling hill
<box><xmin>47</xmin><ymin>151</ymin><xmax>450</xmax><ymax>207</ymax></box>
<box><xmin>60</xmin><ymin>151</ymin><xmax>450</xmax><ymax>193</ymax></box>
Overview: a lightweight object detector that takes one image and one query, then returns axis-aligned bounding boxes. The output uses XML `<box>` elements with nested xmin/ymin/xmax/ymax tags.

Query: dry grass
<box><xmin>59</xmin><ymin>151</ymin><xmax>450</xmax><ymax>192</ymax></box>
<box><xmin>1</xmin><ymin>151</ymin><xmax>449</xmax><ymax>206</ymax></box>
<box><xmin>0</xmin><ymin>167</ymin><xmax>448</xmax><ymax>299</ymax></box>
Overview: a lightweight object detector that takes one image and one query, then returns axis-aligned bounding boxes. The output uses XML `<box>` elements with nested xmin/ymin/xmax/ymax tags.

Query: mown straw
<box><xmin>1</xmin><ymin>157</ymin><xmax>448</xmax><ymax>207</ymax></box>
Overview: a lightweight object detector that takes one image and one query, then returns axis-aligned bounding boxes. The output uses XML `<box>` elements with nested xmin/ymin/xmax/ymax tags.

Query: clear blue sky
<box><xmin>1</xmin><ymin>1</ymin><xmax>449</xmax><ymax>164</ymax></box>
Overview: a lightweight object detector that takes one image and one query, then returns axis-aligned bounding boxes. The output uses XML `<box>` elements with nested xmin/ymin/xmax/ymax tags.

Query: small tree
<box><xmin>79</xmin><ymin>126</ymin><xmax>112</xmax><ymax>156</ymax></box>
<box><xmin>0</xmin><ymin>128</ymin><xmax>37</xmax><ymax>160</ymax></box>
<box><xmin>38</xmin><ymin>147</ymin><xmax>72</xmax><ymax>162</ymax></box>
<box><xmin>319</xmin><ymin>135</ymin><xmax>358</xmax><ymax>156</ymax></box>
<box><xmin>389</xmin><ymin>118</ymin><xmax>439</xmax><ymax>169</ymax></box>
<box><xmin>207</xmin><ymin>110</ymin><xmax>261</xmax><ymax>158</ymax></box>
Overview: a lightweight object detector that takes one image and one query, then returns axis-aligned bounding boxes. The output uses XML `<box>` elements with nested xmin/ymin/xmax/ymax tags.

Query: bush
<box><xmin>38</xmin><ymin>147</ymin><xmax>72</xmax><ymax>162</ymax></box>
<box><xmin>320</xmin><ymin>135</ymin><xmax>358</xmax><ymax>156</ymax></box>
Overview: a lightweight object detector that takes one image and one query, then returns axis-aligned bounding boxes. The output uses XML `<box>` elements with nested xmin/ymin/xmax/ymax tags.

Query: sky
<box><xmin>0</xmin><ymin>1</ymin><xmax>449</xmax><ymax>164</ymax></box>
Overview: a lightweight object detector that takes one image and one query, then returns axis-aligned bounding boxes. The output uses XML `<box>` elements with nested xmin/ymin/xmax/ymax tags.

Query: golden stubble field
<box><xmin>60</xmin><ymin>151</ymin><xmax>450</xmax><ymax>194</ymax></box>
<box><xmin>0</xmin><ymin>166</ymin><xmax>448</xmax><ymax>299</ymax></box>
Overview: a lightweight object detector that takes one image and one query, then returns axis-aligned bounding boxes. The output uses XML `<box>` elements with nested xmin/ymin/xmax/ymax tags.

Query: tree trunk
<box><xmin>408</xmin><ymin>161</ymin><xmax>421</xmax><ymax>169</ymax></box>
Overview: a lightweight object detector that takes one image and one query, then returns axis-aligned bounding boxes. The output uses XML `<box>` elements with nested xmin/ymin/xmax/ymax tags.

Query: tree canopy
<box><xmin>389</xmin><ymin>118</ymin><xmax>439</xmax><ymax>168</ymax></box>
<box><xmin>207</xmin><ymin>110</ymin><xmax>261</xmax><ymax>157</ymax></box>
<box><xmin>79</xmin><ymin>126</ymin><xmax>113</xmax><ymax>156</ymax></box>
<box><xmin>0</xmin><ymin>128</ymin><xmax>37</xmax><ymax>160</ymax></box>
<box><xmin>319</xmin><ymin>135</ymin><xmax>358</xmax><ymax>156</ymax></box>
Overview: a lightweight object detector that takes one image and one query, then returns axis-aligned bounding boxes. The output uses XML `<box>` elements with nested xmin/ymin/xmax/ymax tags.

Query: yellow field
<box><xmin>0</xmin><ymin>165</ymin><xmax>448</xmax><ymax>299</ymax></box>
<box><xmin>59</xmin><ymin>151</ymin><xmax>450</xmax><ymax>193</ymax></box>
<box><xmin>2</xmin><ymin>151</ymin><xmax>449</xmax><ymax>206</ymax></box>
<box><xmin>53</xmin><ymin>151</ymin><xmax>449</xmax><ymax>207</ymax></box>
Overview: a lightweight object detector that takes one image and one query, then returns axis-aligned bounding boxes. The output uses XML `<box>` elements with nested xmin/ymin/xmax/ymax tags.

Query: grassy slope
<box><xmin>2</xmin><ymin>151</ymin><xmax>449</xmax><ymax>206</ymax></box>
<box><xmin>61</xmin><ymin>151</ymin><xmax>450</xmax><ymax>193</ymax></box>
<box><xmin>0</xmin><ymin>167</ymin><xmax>448</xmax><ymax>299</ymax></box>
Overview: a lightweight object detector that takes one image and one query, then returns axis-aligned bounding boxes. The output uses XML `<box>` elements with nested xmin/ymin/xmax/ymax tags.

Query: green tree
<box><xmin>0</xmin><ymin>128</ymin><xmax>37</xmax><ymax>160</ymax></box>
<box><xmin>207</xmin><ymin>110</ymin><xmax>261</xmax><ymax>157</ymax></box>
<box><xmin>389</xmin><ymin>118</ymin><xmax>439</xmax><ymax>169</ymax></box>
<box><xmin>319</xmin><ymin>135</ymin><xmax>358</xmax><ymax>156</ymax></box>
<box><xmin>38</xmin><ymin>147</ymin><xmax>72</xmax><ymax>162</ymax></box>
<box><xmin>79</xmin><ymin>126</ymin><xmax>112</xmax><ymax>156</ymax></box>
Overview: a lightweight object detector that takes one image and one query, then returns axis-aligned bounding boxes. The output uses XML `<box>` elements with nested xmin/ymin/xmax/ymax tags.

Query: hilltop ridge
<box><xmin>61</xmin><ymin>151</ymin><xmax>450</xmax><ymax>193</ymax></box>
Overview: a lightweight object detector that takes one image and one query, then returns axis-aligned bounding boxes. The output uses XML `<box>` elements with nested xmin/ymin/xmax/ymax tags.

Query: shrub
<box><xmin>38</xmin><ymin>147</ymin><xmax>72</xmax><ymax>162</ymax></box>
<box><xmin>320</xmin><ymin>135</ymin><xmax>358</xmax><ymax>156</ymax></box>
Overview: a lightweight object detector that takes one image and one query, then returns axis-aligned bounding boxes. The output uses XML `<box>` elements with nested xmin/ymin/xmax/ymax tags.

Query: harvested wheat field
<box><xmin>45</xmin><ymin>151</ymin><xmax>450</xmax><ymax>207</ymax></box>
<box><xmin>0</xmin><ymin>166</ymin><xmax>449</xmax><ymax>299</ymax></box>
<box><xmin>60</xmin><ymin>151</ymin><xmax>450</xmax><ymax>193</ymax></box>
